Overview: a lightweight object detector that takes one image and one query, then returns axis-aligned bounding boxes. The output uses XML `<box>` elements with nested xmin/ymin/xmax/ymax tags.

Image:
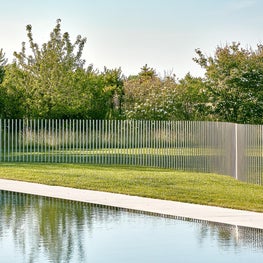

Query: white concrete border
<box><xmin>1</xmin><ymin>179</ymin><xmax>263</xmax><ymax>229</ymax></box>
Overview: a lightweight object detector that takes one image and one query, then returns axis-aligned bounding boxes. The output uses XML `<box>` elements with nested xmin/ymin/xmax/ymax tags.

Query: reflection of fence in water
<box><xmin>0</xmin><ymin>119</ymin><xmax>262</xmax><ymax>185</ymax></box>
<box><xmin>197</xmin><ymin>219</ymin><xmax>263</xmax><ymax>251</ymax></box>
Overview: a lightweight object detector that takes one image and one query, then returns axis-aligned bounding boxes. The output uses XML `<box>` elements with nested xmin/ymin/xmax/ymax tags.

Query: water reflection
<box><xmin>0</xmin><ymin>191</ymin><xmax>263</xmax><ymax>262</ymax></box>
<box><xmin>197</xmin><ymin>220</ymin><xmax>263</xmax><ymax>251</ymax></box>
<box><xmin>0</xmin><ymin>191</ymin><xmax>122</xmax><ymax>262</ymax></box>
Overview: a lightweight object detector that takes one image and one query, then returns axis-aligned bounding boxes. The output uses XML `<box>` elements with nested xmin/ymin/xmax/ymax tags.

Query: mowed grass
<box><xmin>0</xmin><ymin>162</ymin><xmax>263</xmax><ymax>212</ymax></box>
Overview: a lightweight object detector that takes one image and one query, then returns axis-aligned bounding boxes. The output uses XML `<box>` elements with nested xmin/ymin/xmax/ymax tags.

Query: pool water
<box><xmin>0</xmin><ymin>191</ymin><xmax>263</xmax><ymax>263</ymax></box>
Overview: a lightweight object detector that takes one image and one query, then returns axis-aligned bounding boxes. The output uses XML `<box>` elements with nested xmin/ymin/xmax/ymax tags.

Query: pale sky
<box><xmin>1</xmin><ymin>0</ymin><xmax>263</xmax><ymax>78</ymax></box>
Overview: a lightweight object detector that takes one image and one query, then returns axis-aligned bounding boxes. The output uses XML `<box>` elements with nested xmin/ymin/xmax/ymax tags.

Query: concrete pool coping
<box><xmin>0</xmin><ymin>178</ymin><xmax>263</xmax><ymax>229</ymax></box>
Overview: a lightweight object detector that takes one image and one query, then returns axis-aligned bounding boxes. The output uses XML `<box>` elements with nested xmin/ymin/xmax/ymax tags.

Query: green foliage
<box><xmin>123</xmin><ymin>66</ymin><xmax>209</xmax><ymax>121</ymax></box>
<box><xmin>10</xmin><ymin>19</ymin><xmax>88</xmax><ymax>118</ymax></box>
<box><xmin>177</xmin><ymin>73</ymin><xmax>210</xmax><ymax>120</ymax></box>
<box><xmin>194</xmin><ymin>42</ymin><xmax>263</xmax><ymax>124</ymax></box>
<box><xmin>0</xmin><ymin>19</ymin><xmax>125</xmax><ymax>119</ymax></box>
<box><xmin>0</xmin><ymin>64</ymin><xmax>28</xmax><ymax>118</ymax></box>
<box><xmin>138</xmin><ymin>64</ymin><xmax>157</xmax><ymax>78</ymax></box>
<box><xmin>123</xmin><ymin>67</ymin><xmax>180</xmax><ymax>120</ymax></box>
<box><xmin>0</xmin><ymin>49</ymin><xmax>7</xmax><ymax>84</ymax></box>
<box><xmin>2</xmin><ymin>20</ymin><xmax>263</xmax><ymax>123</ymax></box>
<box><xmin>0</xmin><ymin>49</ymin><xmax>7</xmax><ymax>118</ymax></box>
<box><xmin>101</xmin><ymin>67</ymin><xmax>124</xmax><ymax>119</ymax></box>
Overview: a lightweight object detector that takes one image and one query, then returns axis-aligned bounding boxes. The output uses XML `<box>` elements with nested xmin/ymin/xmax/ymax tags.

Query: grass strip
<box><xmin>0</xmin><ymin>162</ymin><xmax>263</xmax><ymax>212</ymax></box>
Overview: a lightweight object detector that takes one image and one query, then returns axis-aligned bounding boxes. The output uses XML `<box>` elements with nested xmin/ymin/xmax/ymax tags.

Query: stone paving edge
<box><xmin>0</xmin><ymin>179</ymin><xmax>263</xmax><ymax>229</ymax></box>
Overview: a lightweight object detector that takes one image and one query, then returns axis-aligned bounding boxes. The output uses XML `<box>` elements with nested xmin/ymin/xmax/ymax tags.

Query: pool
<box><xmin>0</xmin><ymin>191</ymin><xmax>263</xmax><ymax>263</ymax></box>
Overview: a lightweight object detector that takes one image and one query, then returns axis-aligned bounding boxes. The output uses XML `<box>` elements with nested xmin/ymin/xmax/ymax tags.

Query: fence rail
<box><xmin>0</xmin><ymin>119</ymin><xmax>262</xmax><ymax>185</ymax></box>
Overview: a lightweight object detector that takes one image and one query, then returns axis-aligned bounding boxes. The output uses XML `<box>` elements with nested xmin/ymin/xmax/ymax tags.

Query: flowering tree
<box><xmin>123</xmin><ymin>65</ymin><xmax>182</xmax><ymax>120</ymax></box>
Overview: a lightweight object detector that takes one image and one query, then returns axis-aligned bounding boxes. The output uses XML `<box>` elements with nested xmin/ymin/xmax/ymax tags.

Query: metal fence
<box><xmin>0</xmin><ymin>119</ymin><xmax>262</xmax><ymax>185</ymax></box>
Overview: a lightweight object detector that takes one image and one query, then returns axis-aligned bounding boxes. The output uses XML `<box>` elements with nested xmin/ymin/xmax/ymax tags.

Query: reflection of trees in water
<box><xmin>1</xmin><ymin>190</ymin><xmax>263</xmax><ymax>262</ymax></box>
<box><xmin>0</xmin><ymin>191</ymin><xmax>121</xmax><ymax>263</ymax></box>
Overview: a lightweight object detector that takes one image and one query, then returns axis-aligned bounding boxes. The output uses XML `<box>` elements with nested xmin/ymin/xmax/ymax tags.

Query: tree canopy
<box><xmin>194</xmin><ymin>43</ymin><xmax>263</xmax><ymax>124</ymax></box>
<box><xmin>0</xmin><ymin>20</ymin><xmax>263</xmax><ymax>124</ymax></box>
<box><xmin>0</xmin><ymin>20</ymin><xmax>122</xmax><ymax>119</ymax></box>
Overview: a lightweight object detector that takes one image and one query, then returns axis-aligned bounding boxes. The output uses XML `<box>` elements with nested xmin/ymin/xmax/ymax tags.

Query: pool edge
<box><xmin>0</xmin><ymin>178</ymin><xmax>263</xmax><ymax>230</ymax></box>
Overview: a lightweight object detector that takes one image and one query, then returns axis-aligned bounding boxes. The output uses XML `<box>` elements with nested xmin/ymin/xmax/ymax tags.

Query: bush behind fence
<box><xmin>0</xmin><ymin>119</ymin><xmax>262</xmax><ymax>185</ymax></box>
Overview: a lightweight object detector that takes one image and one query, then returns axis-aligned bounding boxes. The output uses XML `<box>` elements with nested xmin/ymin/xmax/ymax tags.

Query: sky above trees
<box><xmin>1</xmin><ymin>0</ymin><xmax>263</xmax><ymax>78</ymax></box>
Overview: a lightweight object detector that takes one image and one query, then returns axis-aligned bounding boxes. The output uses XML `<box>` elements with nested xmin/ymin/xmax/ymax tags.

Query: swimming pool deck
<box><xmin>0</xmin><ymin>178</ymin><xmax>263</xmax><ymax>229</ymax></box>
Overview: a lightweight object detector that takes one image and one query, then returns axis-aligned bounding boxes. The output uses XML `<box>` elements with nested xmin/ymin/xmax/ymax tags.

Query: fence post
<box><xmin>235</xmin><ymin>123</ymin><xmax>238</xmax><ymax>180</ymax></box>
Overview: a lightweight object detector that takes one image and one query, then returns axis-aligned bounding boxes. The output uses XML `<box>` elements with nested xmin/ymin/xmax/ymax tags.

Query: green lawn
<box><xmin>0</xmin><ymin>162</ymin><xmax>263</xmax><ymax>212</ymax></box>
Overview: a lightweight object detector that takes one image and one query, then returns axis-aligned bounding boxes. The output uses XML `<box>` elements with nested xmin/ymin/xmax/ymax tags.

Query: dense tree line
<box><xmin>0</xmin><ymin>20</ymin><xmax>263</xmax><ymax>124</ymax></box>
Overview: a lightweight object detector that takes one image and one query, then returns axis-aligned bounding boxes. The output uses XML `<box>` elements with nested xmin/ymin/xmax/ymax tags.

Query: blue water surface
<box><xmin>0</xmin><ymin>191</ymin><xmax>262</xmax><ymax>263</ymax></box>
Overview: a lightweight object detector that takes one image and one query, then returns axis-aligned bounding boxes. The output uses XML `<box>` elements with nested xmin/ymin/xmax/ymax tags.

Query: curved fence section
<box><xmin>0</xmin><ymin>119</ymin><xmax>262</xmax><ymax>185</ymax></box>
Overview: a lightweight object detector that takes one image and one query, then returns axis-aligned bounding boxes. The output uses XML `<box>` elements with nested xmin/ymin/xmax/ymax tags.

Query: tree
<box><xmin>123</xmin><ymin>66</ymin><xmax>181</xmax><ymax>120</ymax></box>
<box><xmin>8</xmin><ymin>19</ymin><xmax>88</xmax><ymax>118</ymax></box>
<box><xmin>101</xmin><ymin>67</ymin><xmax>124</xmax><ymax>119</ymax></box>
<box><xmin>0</xmin><ymin>49</ymin><xmax>7</xmax><ymax>84</ymax></box>
<box><xmin>0</xmin><ymin>63</ymin><xmax>28</xmax><ymax>118</ymax></box>
<box><xmin>138</xmin><ymin>64</ymin><xmax>157</xmax><ymax>79</ymax></box>
<box><xmin>1</xmin><ymin>20</ymin><xmax>126</xmax><ymax>120</ymax></box>
<box><xmin>194</xmin><ymin>42</ymin><xmax>263</xmax><ymax>124</ymax></box>
<box><xmin>177</xmin><ymin>73</ymin><xmax>210</xmax><ymax>120</ymax></box>
<box><xmin>0</xmin><ymin>49</ymin><xmax>8</xmax><ymax>117</ymax></box>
